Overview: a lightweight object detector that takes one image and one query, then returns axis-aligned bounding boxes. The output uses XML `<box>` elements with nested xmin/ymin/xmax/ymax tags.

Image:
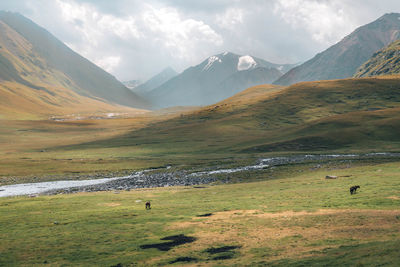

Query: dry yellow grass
<box><xmin>0</xmin><ymin>81</ymin><xmax>147</xmax><ymax>120</ymax></box>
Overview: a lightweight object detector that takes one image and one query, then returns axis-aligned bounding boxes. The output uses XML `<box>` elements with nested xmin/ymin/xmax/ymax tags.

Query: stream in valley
<box><xmin>1</xmin><ymin>153</ymin><xmax>399</xmax><ymax>197</ymax></box>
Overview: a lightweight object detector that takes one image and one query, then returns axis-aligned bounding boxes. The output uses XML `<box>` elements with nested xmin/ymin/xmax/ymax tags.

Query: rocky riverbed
<box><xmin>1</xmin><ymin>152</ymin><xmax>399</xmax><ymax>197</ymax></box>
<box><xmin>45</xmin><ymin>170</ymin><xmax>223</xmax><ymax>195</ymax></box>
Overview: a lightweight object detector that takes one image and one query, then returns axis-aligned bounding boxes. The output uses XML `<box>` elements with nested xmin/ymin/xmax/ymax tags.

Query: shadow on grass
<box><xmin>169</xmin><ymin>257</ymin><xmax>198</xmax><ymax>264</ymax></box>
<box><xmin>205</xmin><ymin>245</ymin><xmax>241</xmax><ymax>254</ymax></box>
<box><xmin>197</xmin><ymin>213</ymin><xmax>213</xmax><ymax>217</ymax></box>
<box><xmin>140</xmin><ymin>234</ymin><xmax>196</xmax><ymax>251</ymax></box>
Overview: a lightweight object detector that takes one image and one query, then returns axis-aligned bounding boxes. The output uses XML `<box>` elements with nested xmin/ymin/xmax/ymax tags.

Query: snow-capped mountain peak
<box><xmin>203</xmin><ymin>56</ymin><xmax>222</xmax><ymax>71</ymax></box>
<box><xmin>237</xmin><ymin>55</ymin><xmax>257</xmax><ymax>71</ymax></box>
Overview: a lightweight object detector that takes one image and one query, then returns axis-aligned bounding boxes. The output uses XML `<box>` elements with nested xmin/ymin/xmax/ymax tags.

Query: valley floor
<box><xmin>1</xmin><ymin>77</ymin><xmax>400</xmax><ymax>266</ymax></box>
<box><xmin>1</xmin><ymin>160</ymin><xmax>399</xmax><ymax>266</ymax></box>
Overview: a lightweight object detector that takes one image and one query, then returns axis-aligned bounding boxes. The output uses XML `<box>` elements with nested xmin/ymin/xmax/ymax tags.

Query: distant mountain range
<box><xmin>132</xmin><ymin>67</ymin><xmax>178</xmax><ymax>96</ymax></box>
<box><xmin>2</xmin><ymin>10</ymin><xmax>400</xmax><ymax>115</ymax></box>
<box><xmin>275</xmin><ymin>13</ymin><xmax>400</xmax><ymax>85</ymax></box>
<box><xmin>354</xmin><ymin>39</ymin><xmax>400</xmax><ymax>78</ymax></box>
<box><xmin>144</xmin><ymin>52</ymin><xmax>296</xmax><ymax>108</ymax></box>
<box><xmin>0</xmin><ymin>11</ymin><xmax>148</xmax><ymax>114</ymax></box>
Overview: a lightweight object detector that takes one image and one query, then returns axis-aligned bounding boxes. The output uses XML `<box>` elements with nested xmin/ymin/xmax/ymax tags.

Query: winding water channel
<box><xmin>1</xmin><ymin>153</ymin><xmax>399</xmax><ymax>197</ymax></box>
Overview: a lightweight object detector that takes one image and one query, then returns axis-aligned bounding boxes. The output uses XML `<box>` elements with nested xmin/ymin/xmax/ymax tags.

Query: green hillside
<box><xmin>354</xmin><ymin>40</ymin><xmax>400</xmax><ymax>77</ymax></box>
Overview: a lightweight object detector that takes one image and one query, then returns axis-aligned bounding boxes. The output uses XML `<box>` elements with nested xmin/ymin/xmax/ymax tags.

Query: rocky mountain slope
<box><xmin>0</xmin><ymin>11</ymin><xmax>148</xmax><ymax>111</ymax></box>
<box><xmin>275</xmin><ymin>13</ymin><xmax>400</xmax><ymax>85</ymax></box>
<box><xmin>146</xmin><ymin>52</ymin><xmax>295</xmax><ymax>108</ymax></box>
<box><xmin>354</xmin><ymin>39</ymin><xmax>400</xmax><ymax>77</ymax></box>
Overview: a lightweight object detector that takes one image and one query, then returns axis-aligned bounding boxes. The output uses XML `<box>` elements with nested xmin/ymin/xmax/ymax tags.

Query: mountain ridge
<box><xmin>133</xmin><ymin>67</ymin><xmax>177</xmax><ymax>96</ymax></box>
<box><xmin>0</xmin><ymin>11</ymin><xmax>148</xmax><ymax>109</ymax></box>
<box><xmin>275</xmin><ymin>13</ymin><xmax>400</xmax><ymax>85</ymax></box>
<box><xmin>145</xmin><ymin>52</ymin><xmax>295</xmax><ymax>108</ymax></box>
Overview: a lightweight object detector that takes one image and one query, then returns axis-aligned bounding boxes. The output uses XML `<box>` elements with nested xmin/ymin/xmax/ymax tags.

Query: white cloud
<box><xmin>2</xmin><ymin>0</ymin><xmax>400</xmax><ymax>81</ymax></box>
<box><xmin>94</xmin><ymin>56</ymin><xmax>121</xmax><ymax>73</ymax></box>
<box><xmin>237</xmin><ymin>55</ymin><xmax>257</xmax><ymax>71</ymax></box>
<box><xmin>51</xmin><ymin>0</ymin><xmax>223</xmax><ymax>79</ymax></box>
<box><xmin>141</xmin><ymin>5</ymin><xmax>223</xmax><ymax>60</ymax></box>
<box><xmin>216</xmin><ymin>8</ymin><xmax>245</xmax><ymax>30</ymax></box>
<box><xmin>274</xmin><ymin>0</ymin><xmax>356</xmax><ymax>44</ymax></box>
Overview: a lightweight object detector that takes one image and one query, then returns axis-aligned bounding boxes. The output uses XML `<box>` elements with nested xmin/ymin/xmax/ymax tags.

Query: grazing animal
<box><xmin>350</xmin><ymin>185</ymin><xmax>360</xmax><ymax>195</ymax></box>
<box><xmin>145</xmin><ymin>201</ymin><xmax>151</xmax><ymax>210</ymax></box>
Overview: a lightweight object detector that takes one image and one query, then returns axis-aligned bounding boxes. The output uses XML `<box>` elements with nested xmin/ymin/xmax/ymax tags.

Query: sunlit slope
<box><xmin>0</xmin><ymin>81</ymin><xmax>141</xmax><ymax>119</ymax></box>
<box><xmin>75</xmin><ymin>77</ymin><xmax>400</xmax><ymax>154</ymax></box>
<box><xmin>0</xmin><ymin>11</ymin><xmax>148</xmax><ymax>112</ymax></box>
<box><xmin>355</xmin><ymin>40</ymin><xmax>400</xmax><ymax>77</ymax></box>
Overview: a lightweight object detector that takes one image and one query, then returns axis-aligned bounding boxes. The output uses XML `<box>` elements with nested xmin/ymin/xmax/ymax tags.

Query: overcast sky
<box><xmin>0</xmin><ymin>0</ymin><xmax>399</xmax><ymax>81</ymax></box>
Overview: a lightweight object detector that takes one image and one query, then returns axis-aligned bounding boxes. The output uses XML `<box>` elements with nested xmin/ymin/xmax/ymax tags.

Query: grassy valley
<box><xmin>1</xmin><ymin>76</ymin><xmax>399</xmax><ymax>183</ymax></box>
<box><xmin>1</xmin><ymin>9</ymin><xmax>400</xmax><ymax>267</ymax></box>
<box><xmin>1</xmin><ymin>160</ymin><xmax>399</xmax><ymax>266</ymax></box>
<box><xmin>57</xmin><ymin>76</ymin><xmax>400</xmax><ymax>165</ymax></box>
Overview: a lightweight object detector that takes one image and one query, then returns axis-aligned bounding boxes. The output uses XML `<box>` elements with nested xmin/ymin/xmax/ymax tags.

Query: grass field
<box><xmin>1</xmin><ymin>160</ymin><xmax>399</xmax><ymax>266</ymax></box>
<box><xmin>1</xmin><ymin>76</ymin><xmax>400</xmax><ymax>266</ymax></box>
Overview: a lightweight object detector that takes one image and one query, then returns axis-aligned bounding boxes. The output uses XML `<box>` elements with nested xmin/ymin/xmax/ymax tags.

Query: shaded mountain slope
<box><xmin>0</xmin><ymin>11</ymin><xmax>148</xmax><ymax>109</ymax></box>
<box><xmin>133</xmin><ymin>67</ymin><xmax>177</xmax><ymax>96</ymax></box>
<box><xmin>354</xmin><ymin>40</ymin><xmax>400</xmax><ymax>77</ymax></box>
<box><xmin>275</xmin><ymin>13</ymin><xmax>400</xmax><ymax>85</ymax></box>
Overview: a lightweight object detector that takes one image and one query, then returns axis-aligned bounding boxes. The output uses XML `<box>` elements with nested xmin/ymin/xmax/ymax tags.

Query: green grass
<box><xmin>1</xmin><ymin>161</ymin><xmax>399</xmax><ymax>266</ymax></box>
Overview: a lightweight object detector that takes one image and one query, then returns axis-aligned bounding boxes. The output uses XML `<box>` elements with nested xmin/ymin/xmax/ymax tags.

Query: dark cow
<box><xmin>145</xmin><ymin>201</ymin><xmax>151</xmax><ymax>210</ymax></box>
<box><xmin>350</xmin><ymin>185</ymin><xmax>360</xmax><ymax>195</ymax></box>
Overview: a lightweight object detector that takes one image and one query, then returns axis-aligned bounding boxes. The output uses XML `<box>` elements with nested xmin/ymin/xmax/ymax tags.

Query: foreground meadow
<box><xmin>1</xmin><ymin>161</ymin><xmax>399</xmax><ymax>266</ymax></box>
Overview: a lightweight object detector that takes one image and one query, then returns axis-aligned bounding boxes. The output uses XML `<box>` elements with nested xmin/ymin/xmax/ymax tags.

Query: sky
<box><xmin>0</xmin><ymin>0</ymin><xmax>399</xmax><ymax>82</ymax></box>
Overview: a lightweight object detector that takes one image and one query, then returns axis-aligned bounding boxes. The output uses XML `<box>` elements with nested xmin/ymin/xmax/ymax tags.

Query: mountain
<box><xmin>146</xmin><ymin>52</ymin><xmax>295</xmax><ymax>108</ymax></box>
<box><xmin>133</xmin><ymin>67</ymin><xmax>177</xmax><ymax>96</ymax></box>
<box><xmin>123</xmin><ymin>80</ymin><xmax>142</xmax><ymax>90</ymax></box>
<box><xmin>354</xmin><ymin>39</ymin><xmax>400</xmax><ymax>77</ymax></box>
<box><xmin>275</xmin><ymin>13</ymin><xmax>400</xmax><ymax>86</ymax></box>
<box><xmin>0</xmin><ymin>11</ymin><xmax>148</xmax><ymax>110</ymax></box>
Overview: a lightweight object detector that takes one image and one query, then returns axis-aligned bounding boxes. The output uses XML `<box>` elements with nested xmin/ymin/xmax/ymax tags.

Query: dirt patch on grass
<box><xmin>386</xmin><ymin>196</ymin><xmax>400</xmax><ymax>200</ymax></box>
<box><xmin>167</xmin><ymin>209</ymin><xmax>400</xmax><ymax>263</ymax></box>
<box><xmin>98</xmin><ymin>202</ymin><xmax>121</xmax><ymax>207</ymax></box>
<box><xmin>171</xmin><ymin>209</ymin><xmax>400</xmax><ymax>229</ymax></box>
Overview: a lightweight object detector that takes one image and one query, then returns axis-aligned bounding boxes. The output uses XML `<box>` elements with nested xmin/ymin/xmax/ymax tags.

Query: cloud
<box><xmin>141</xmin><ymin>4</ymin><xmax>223</xmax><ymax>60</ymax></box>
<box><xmin>273</xmin><ymin>0</ymin><xmax>356</xmax><ymax>44</ymax></box>
<box><xmin>49</xmin><ymin>0</ymin><xmax>223</xmax><ymax>80</ymax></box>
<box><xmin>237</xmin><ymin>55</ymin><xmax>257</xmax><ymax>71</ymax></box>
<box><xmin>216</xmin><ymin>8</ymin><xmax>245</xmax><ymax>30</ymax></box>
<box><xmin>1</xmin><ymin>0</ymin><xmax>400</xmax><ymax>81</ymax></box>
<box><xmin>94</xmin><ymin>56</ymin><xmax>121</xmax><ymax>73</ymax></box>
